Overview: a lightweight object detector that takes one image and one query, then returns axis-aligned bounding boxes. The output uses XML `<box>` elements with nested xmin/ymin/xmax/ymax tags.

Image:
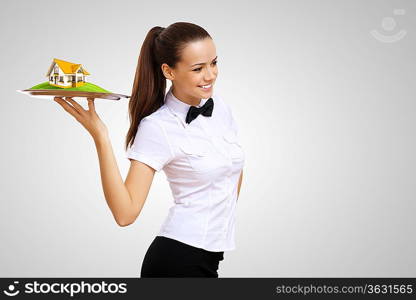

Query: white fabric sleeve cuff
<box><xmin>126</xmin><ymin>149</ymin><xmax>164</xmax><ymax>172</ymax></box>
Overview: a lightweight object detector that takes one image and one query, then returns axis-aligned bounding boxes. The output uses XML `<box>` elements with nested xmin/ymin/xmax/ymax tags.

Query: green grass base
<box><xmin>29</xmin><ymin>82</ymin><xmax>112</xmax><ymax>93</ymax></box>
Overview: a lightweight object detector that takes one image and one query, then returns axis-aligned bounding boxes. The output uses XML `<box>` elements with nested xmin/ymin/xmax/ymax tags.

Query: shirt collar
<box><xmin>164</xmin><ymin>85</ymin><xmax>211</xmax><ymax>126</ymax></box>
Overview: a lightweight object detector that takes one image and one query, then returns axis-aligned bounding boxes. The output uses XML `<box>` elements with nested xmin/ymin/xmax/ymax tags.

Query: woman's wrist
<box><xmin>93</xmin><ymin>132</ymin><xmax>110</xmax><ymax>147</ymax></box>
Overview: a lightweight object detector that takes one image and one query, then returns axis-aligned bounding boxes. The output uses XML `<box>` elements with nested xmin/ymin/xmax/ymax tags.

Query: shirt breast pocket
<box><xmin>222</xmin><ymin>130</ymin><xmax>245</xmax><ymax>162</ymax></box>
<box><xmin>179</xmin><ymin>142</ymin><xmax>212</xmax><ymax>172</ymax></box>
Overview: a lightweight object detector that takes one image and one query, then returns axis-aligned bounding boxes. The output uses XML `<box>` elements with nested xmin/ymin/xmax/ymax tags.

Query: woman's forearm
<box><xmin>93</xmin><ymin>134</ymin><xmax>132</xmax><ymax>226</ymax></box>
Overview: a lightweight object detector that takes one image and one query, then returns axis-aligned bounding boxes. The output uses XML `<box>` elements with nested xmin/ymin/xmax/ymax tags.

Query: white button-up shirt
<box><xmin>126</xmin><ymin>85</ymin><xmax>245</xmax><ymax>251</ymax></box>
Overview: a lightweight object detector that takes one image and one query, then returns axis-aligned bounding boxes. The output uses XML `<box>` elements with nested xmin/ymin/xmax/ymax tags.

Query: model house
<box><xmin>46</xmin><ymin>58</ymin><xmax>90</xmax><ymax>88</ymax></box>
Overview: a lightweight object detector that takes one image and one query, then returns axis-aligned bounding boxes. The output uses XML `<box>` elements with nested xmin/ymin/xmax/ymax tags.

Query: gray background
<box><xmin>1</xmin><ymin>0</ymin><xmax>415</xmax><ymax>277</ymax></box>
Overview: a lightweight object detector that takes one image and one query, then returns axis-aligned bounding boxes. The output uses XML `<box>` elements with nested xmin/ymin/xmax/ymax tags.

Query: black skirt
<box><xmin>140</xmin><ymin>236</ymin><xmax>225</xmax><ymax>278</ymax></box>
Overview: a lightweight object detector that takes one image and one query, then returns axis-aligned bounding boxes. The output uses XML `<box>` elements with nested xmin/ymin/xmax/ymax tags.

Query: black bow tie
<box><xmin>185</xmin><ymin>98</ymin><xmax>214</xmax><ymax>124</ymax></box>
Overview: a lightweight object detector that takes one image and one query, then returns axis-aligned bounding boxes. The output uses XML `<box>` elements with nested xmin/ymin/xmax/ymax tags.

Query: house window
<box><xmin>59</xmin><ymin>76</ymin><xmax>63</xmax><ymax>83</ymax></box>
<box><xmin>54</xmin><ymin>65</ymin><xmax>58</xmax><ymax>73</ymax></box>
<box><xmin>50</xmin><ymin>76</ymin><xmax>53</xmax><ymax>81</ymax></box>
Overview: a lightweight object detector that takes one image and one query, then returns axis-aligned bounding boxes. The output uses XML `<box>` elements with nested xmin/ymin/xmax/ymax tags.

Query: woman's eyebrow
<box><xmin>190</xmin><ymin>56</ymin><xmax>218</xmax><ymax>67</ymax></box>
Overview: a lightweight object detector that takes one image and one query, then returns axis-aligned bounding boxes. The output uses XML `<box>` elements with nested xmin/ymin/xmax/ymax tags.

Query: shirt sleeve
<box><xmin>126</xmin><ymin>116</ymin><xmax>174</xmax><ymax>172</ymax></box>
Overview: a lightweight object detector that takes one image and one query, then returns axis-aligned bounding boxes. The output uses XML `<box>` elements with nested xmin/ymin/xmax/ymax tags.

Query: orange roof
<box><xmin>47</xmin><ymin>58</ymin><xmax>90</xmax><ymax>76</ymax></box>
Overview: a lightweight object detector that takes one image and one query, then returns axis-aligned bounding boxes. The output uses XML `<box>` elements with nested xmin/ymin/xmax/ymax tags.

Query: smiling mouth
<box><xmin>198</xmin><ymin>83</ymin><xmax>212</xmax><ymax>89</ymax></box>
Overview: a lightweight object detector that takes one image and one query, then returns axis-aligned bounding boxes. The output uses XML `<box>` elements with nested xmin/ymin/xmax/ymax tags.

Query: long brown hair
<box><xmin>125</xmin><ymin>22</ymin><xmax>212</xmax><ymax>151</ymax></box>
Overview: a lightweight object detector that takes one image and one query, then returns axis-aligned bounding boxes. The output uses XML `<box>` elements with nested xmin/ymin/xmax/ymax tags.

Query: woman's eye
<box><xmin>192</xmin><ymin>61</ymin><xmax>218</xmax><ymax>72</ymax></box>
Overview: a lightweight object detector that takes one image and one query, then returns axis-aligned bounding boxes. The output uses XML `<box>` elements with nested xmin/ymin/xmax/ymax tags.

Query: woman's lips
<box><xmin>198</xmin><ymin>83</ymin><xmax>212</xmax><ymax>91</ymax></box>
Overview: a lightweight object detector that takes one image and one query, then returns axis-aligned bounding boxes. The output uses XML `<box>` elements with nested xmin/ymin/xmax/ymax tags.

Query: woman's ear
<box><xmin>161</xmin><ymin>63</ymin><xmax>174</xmax><ymax>80</ymax></box>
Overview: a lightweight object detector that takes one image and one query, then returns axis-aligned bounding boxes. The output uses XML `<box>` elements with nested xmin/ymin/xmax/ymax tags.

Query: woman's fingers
<box><xmin>87</xmin><ymin>98</ymin><xmax>95</xmax><ymax>112</ymax></box>
<box><xmin>64</xmin><ymin>97</ymin><xmax>86</xmax><ymax>114</ymax></box>
<box><xmin>53</xmin><ymin>96</ymin><xmax>107</xmax><ymax>139</ymax></box>
<box><xmin>54</xmin><ymin>96</ymin><xmax>94</xmax><ymax>113</ymax></box>
<box><xmin>54</xmin><ymin>96</ymin><xmax>81</xmax><ymax>119</ymax></box>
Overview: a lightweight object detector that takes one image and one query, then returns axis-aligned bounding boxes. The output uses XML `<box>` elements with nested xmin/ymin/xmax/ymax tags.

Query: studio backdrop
<box><xmin>1</xmin><ymin>0</ymin><xmax>415</xmax><ymax>277</ymax></box>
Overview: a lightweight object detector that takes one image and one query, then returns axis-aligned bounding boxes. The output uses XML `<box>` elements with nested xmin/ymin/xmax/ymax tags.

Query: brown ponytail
<box><xmin>125</xmin><ymin>22</ymin><xmax>211</xmax><ymax>151</ymax></box>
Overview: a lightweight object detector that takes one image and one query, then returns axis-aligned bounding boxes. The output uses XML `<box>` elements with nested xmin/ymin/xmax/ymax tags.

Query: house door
<box><xmin>72</xmin><ymin>76</ymin><xmax>76</xmax><ymax>87</ymax></box>
<box><xmin>54</xmin><ymin>76</ymin><xmax>57</xmax><ymax>84</ymax></box>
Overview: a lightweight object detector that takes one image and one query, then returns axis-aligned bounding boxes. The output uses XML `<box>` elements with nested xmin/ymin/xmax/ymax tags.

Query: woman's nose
<box><xmin>204</xmin><ymin>67</ymin><xmax>216</xmax><ymax>81</ymax></box>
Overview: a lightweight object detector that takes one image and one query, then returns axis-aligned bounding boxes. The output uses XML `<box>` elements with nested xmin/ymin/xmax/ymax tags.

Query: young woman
<box><xmin>54</xmin><ymin>22</ymin><xmax>245</xmax><ymax>278</ymax></box>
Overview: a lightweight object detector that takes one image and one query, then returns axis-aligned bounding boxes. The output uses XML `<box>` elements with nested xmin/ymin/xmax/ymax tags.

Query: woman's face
<box><xmin>162</xmin><ymin>37</ymin><xmax>218</xmax><ymax>106</ymax></box>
